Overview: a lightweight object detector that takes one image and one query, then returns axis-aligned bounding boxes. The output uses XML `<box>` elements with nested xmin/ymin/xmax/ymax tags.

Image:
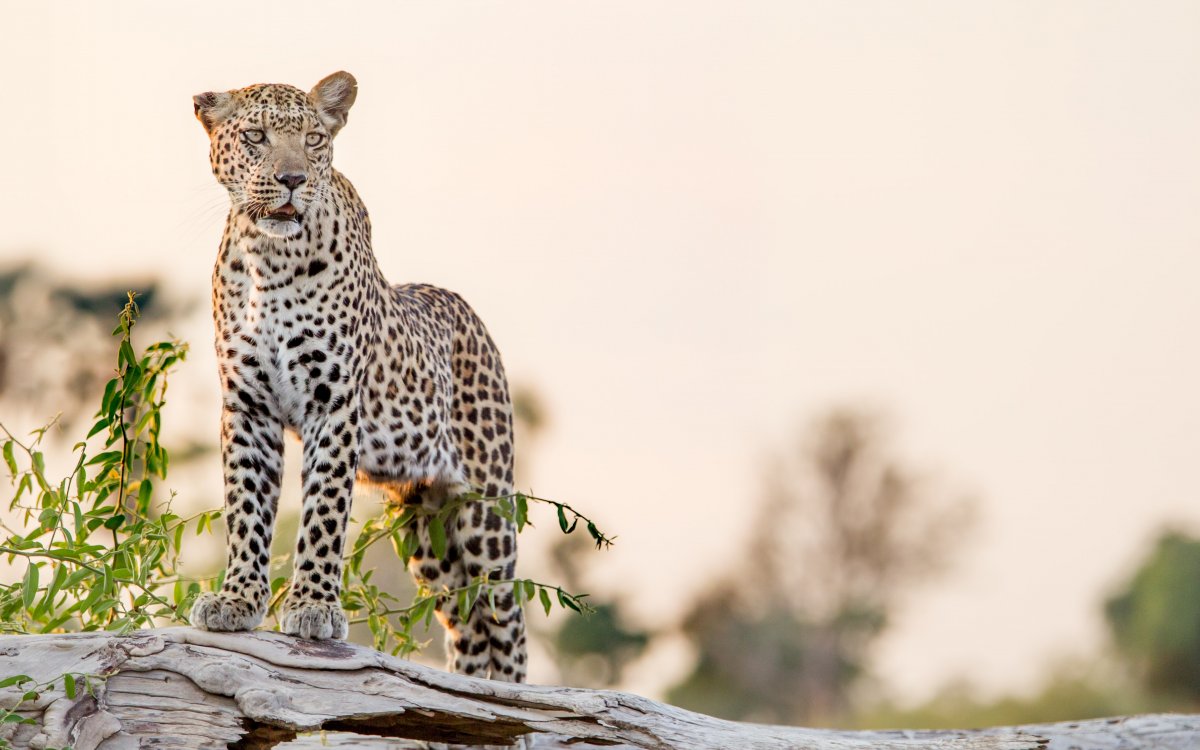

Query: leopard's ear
<box><xmin>310</xmin><ymin>71</ymin><xmax>358</xmax><ymax>137</ymax></box>
<box><xmin>193</xmin><ymin>91</ymin><xmax>235</xmax><ymax>134</ymax></box>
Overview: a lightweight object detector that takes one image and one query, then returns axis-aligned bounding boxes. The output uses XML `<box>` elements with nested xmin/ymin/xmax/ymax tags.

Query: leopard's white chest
<box><xmin>221</xmin><ymin>256</ymin><xmax>333</xmax><ymax>432</ymax></box>
<box><xmin>256</xmin><ymin>292</ymin><xmax>325</xmax><ymax>431</ymax></box>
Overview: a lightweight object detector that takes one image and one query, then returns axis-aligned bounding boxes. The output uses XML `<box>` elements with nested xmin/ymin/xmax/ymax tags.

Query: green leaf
<box><xmin>86</xmin><ymin>418</ymin><xmax>109</xmax><ymax>439</ymax></box>
<box><xmin>63</xmin><ymin>568</ymin><xmax>93</xmax><ymax>589</ymax></box>
<box><xmin>119</xmin><ymin>340</ymin><xmax>136</xmax><ymax>369</ymax></box>
<box><xmin>22</xmin><ymin>564</ymin><xmax>39</xmax><ymax>610</ymax></box>
<box><xmin>2</xmin><ymin>441</ymin><xmax>16</xmax><ymax>476</ymax></box>
<box><xmin>515</xmin><ymin>494</ymin><xmax>528</xmax><ymax>531</ymax></box>
<box><xmin>558</xmin><ymin>589</ymin><xmax>582</xmax><ymax>613</ymax></box>
<box><xmin>14</xmin><ymin>473</ymin><xmax>32</xmax><ymax>503</ymax></box>
<box><xmin>91</xmin><ymin>598</ymin><xmax>120</xmax><ymax>616</ymax></box>
<box><xmin>99</xmin><ymin>378</ymin><xmax>118</xmax><ymax>415</ymax></box>
<box><xmin>136</xmin><ymin>479</ymin><xmax>152</xmax><ymax>511</ymax></box>
<box><xmin>428</xmin><ymin>516</ymin><xmax>447</xmax><ymax>560</ymax></box>
<box><xmin>402</xmin><ymin>530</ymin><xmax>420</xmax><ymax>561</ymax></box>
<box><xmin>557</xmin><ymin>504</ymin><xmax>569</xmax><ymax>533</ymax></box>
<box><xmin>538</xmin><ymin>587</ymin><xmax>552</xmax><ymax>616</ymax></box>
<box><xmin>42</xmin><ymin>612</ymin><xmax>75</xmax><ymax>632</ymax></box>
<box><xmin>64</xmin><ymin>673</ymin><xmax>76</xmax><ymax>699</ymax></box>
<box><xmin>38</xmin><ymin>507</ymin><xmax>59</xmax><ymax>528</ymax></box>
<box><xmin>413</xmin><ymin>595</ymin><xmax>436</xmax><ymax>627</ymax></box>
<box><xmin>496</xmin><ymin>497</ymin><xmax>514</xmax><ymax>523</ymax></box>
<box><xmin>0</xmin><ymin>675</ymin><xmax>31</xmax><ymax>688</ymax></box>
<box><xmin>103</xmin><ymin>514</ymin><xmax>126</xmax><ymax>531</ymax></box>
<box><xmin>45</xmin><ymin>563</ymin><xmax>68</xmax><ymax>606</ymax></box>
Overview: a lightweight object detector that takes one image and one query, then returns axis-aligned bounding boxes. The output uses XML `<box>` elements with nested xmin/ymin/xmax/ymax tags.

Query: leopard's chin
<box><xmin>257</xmin><ymin>216</ymin><xmax>304</xmax><ymax>239</ymax></box>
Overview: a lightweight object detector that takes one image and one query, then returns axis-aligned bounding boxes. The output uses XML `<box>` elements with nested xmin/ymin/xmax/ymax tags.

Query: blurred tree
<box><xmin>1105</xmin><ymin>530</ymin><xmax>1200</xmax><ymax>701</ymax></box>
<box><xmin>666</xmin><ymin>408</ymin><xmax>973</xmax><ymax>725</ymax></box>
<box><xmin>852</xmin><ymin>529</ymin><xmax>1200</xmax><ymax>729</ymax></box>
<box><xmin>510</xmin><ymin>383</ymin><xmax>651</xmax><ymax>688</ymax></box>
<box><xmin>0</xmin><ymin>263</ymin><xmax>191</xmax><ymax>430</ymax></box>
<box><xmin>543</xmin><ymin>533</ymin><xmax>651</xmax><ymax>687</ymax></box>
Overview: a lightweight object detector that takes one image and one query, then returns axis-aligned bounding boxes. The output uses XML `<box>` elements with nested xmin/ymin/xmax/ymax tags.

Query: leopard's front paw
<box><xmin>190</xmin><ymin>591</ymin><xmax>264</xmax><ymax>632</ymax></box>
<box><xmin>279</xmin><ymin>600</ymin><xmax>348</xmax><ymax>640</ymax></box>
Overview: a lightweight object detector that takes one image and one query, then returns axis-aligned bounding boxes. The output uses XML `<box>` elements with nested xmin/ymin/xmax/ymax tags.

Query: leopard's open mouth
<box><xmin>265</xmin><ymin>204</ymin><xmax>299</xmax><ymax>222</ymax></box>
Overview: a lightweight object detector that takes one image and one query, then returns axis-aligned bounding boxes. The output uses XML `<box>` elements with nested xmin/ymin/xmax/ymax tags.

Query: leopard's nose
<box><xmin>275</xmin><ymin>173</ymin><xmax>307</xmax><ymax>190</ymax></box>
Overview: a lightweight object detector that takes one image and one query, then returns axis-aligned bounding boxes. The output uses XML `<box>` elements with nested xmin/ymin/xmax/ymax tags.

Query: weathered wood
<box><xmin>0</xmin><ymin>628</ymin><xmax>1195</xmax><ymax>750</ymax></box>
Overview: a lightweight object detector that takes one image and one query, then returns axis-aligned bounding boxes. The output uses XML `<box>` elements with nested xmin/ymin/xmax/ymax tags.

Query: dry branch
<box><xmin>0</xmin><ymin>628</ymin><xmax>1195</xmax><ymax>750</ymax></box>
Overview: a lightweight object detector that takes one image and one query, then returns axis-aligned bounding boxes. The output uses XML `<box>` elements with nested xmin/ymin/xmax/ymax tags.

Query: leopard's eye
<box><xmin>305</xmin><ymin>133</ymin><xmax>326</xmax><ymax>148</ymax></box>
<box><xmin>242</xmin><ymin>129</ymin><xmax>266</xmax><ymax>145</ymax></box>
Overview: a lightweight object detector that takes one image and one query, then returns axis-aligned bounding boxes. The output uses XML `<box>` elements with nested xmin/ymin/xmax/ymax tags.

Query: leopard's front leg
<box><xmin>279</xmin><ymin>391</ymin><xmax>361</xmax><ymax>640</ymax></box>
<box><xmin>191</xmin><ymin>401</ymin><xmax>284</xmax><ymax>632</ymax></box>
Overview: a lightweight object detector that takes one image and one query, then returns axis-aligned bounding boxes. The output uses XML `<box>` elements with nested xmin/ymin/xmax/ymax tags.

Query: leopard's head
<box><xmin>194</xmin><ymin>72</ymin><xmax>357</xmax><ymax>239</ymax></box>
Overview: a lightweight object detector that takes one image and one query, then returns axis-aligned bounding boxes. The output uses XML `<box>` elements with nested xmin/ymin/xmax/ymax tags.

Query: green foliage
<box><xmin>0</xmin><ymin>672</ymin><xmax>98</xmax><ymax>734</ymax></box>
<box><xmin>0</xmin><ymin>294</ymin><xmax>204</xmax><ymax>748</ymax></box>
<box><xmin>1106</xmin><ymin>530</ymin><xmax>1200</xmax><ymax>699</ymax></box>
<box><xmin>337</xmin><ymin>490</ymin><xmax>606</xmax><ymax>656</ymax></box>
<box><xmin>0</xmin><ymin>294</ymin><xmax>203</xmax><ymax>635</ymax></box>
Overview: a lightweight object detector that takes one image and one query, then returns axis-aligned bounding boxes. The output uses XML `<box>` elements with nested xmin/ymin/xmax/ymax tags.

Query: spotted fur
<box><xmin>188</xmin><ymin>72</ymin><xmax>526</xmax><ymax>682</ymax></box>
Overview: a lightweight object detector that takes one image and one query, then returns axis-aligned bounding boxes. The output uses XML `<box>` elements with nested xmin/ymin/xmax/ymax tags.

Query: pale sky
<box><xmin>3</xmin><ymin>1</ymin><xmax>1200</xmax><ymax>704</ymax></box>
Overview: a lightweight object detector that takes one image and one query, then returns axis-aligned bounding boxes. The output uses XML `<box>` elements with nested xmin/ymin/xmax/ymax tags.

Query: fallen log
<box><xmin>0</xmin><ymin>628</ymin><xmax>1194</xmax><ymax>750</ymax></box>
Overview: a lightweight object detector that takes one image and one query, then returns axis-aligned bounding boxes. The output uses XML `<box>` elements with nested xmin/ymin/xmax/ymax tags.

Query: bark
<box><xmin>0</xmin><ymin>628</ymin><xmax>1195</xmax><ymax>750</ymax></box>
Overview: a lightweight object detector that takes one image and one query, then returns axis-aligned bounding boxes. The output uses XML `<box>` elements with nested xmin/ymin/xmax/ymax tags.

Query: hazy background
<box><xmin>3</xmin><ymin>0</ymin><xmax>1199</xmax><ymax>724</ymax></box>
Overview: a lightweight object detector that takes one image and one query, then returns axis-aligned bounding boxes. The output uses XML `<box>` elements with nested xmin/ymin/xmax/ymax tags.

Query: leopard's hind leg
<box><xmin>450</xmin><ymin>479</ymin><xmax>527</xmax><ymax>682</ymax></box>
<box><xmin>394</xmin><ymin>481</ymin><xmax>497</xmax><ymax>678</ymax></box>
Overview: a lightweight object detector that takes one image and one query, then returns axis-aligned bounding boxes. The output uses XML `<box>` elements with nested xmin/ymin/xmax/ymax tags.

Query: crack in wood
<box><xmin>230</xmin><ymin>721</ymin><xmax>298</xmax><ymax>750</ymax></box>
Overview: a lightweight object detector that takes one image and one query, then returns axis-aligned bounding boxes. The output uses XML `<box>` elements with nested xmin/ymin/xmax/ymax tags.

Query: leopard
<box><xmin>188</xmin><ymin>71</ymin><xmax>527</xmax><ymax>682</ymax></box>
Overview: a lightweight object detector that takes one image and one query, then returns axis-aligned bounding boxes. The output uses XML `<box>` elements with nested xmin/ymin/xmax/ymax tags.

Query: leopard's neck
<box><xmin>219</xmin><ymin>171</ymin><xmax>386</xmax><ymax>286</ymax></box>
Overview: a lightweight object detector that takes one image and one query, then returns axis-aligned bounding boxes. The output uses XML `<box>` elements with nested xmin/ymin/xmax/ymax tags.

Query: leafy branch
<box><xmin>0</xmin><ymin>293</ymin><xmax>206</xmax><ymax>635</ymax></box>
<box><xmin>0</xmin><ymin>672</ymin><xmax>99</xmax><ymax>730</ymax></box>
<box><xmin>337</xmin><ymin>572</ymin><xmax>591</xmax><ymax>656</ymax></box>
